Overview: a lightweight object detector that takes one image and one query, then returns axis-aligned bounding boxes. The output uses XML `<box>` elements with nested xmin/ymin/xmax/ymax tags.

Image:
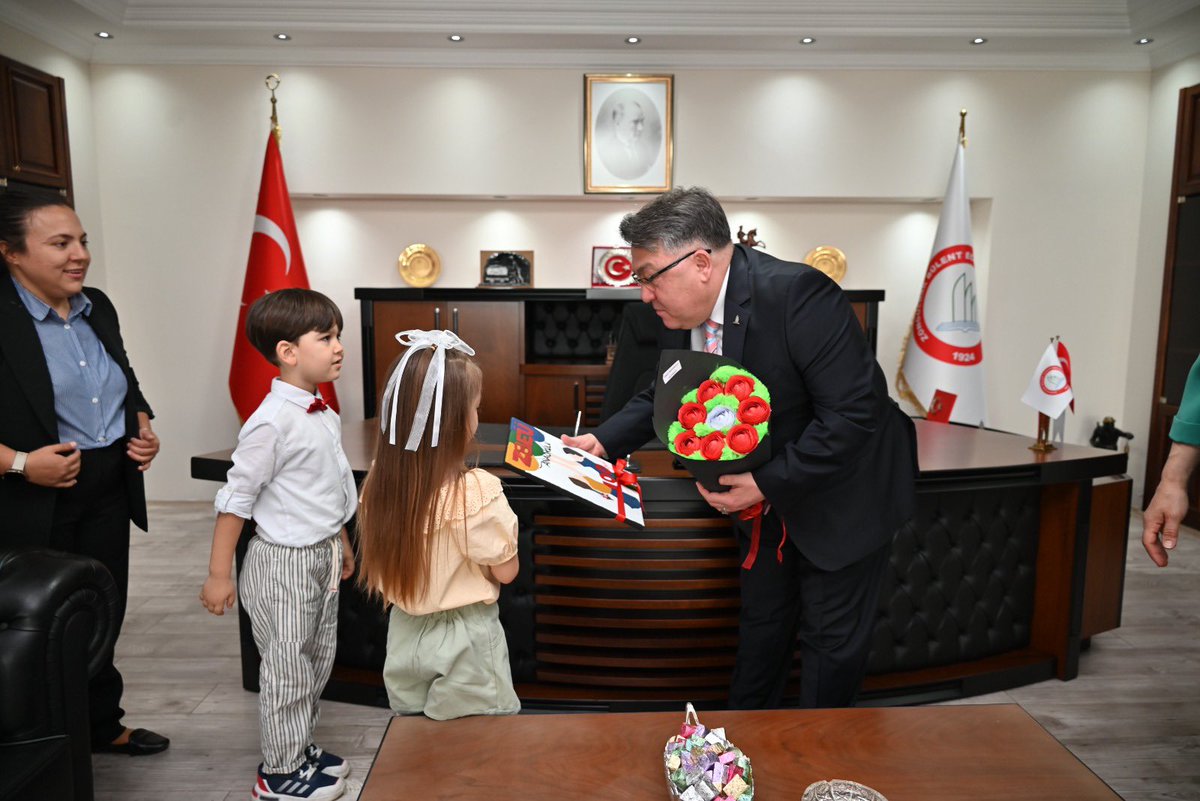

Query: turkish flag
<box><xmin>228</xmin><ymin>132</ymin><xmax>339</xmax><ymax>421</ymax></box>
<box><xmin>1056</xmin><ymin>339</ymin><xmax>1074</xmax><ymax>413</ymax></box>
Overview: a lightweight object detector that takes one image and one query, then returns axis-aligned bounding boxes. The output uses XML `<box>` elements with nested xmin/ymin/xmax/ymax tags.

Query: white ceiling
<box><xmin>2</xmin><ymin>0</ymin><xmax>1199</xmax><ymax>71</ymax></box>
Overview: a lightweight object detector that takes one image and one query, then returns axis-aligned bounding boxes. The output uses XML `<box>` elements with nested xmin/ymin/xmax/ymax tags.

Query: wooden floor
<box><xmin>94</xmin><ymin>502</ymin><xmax>1200</xmax><ymax>801</ymax></box>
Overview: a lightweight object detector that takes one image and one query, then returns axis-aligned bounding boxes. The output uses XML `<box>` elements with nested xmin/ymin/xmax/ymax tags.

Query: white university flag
<box><xmin>1021</xmin><ymin>343</ymin><xmax>1074</xmax><ymax>419</ymax></box>
<box><xmin>898</xmin><ymin>139</ymin><xmax>986</xmax><ymax>425</ymax></box>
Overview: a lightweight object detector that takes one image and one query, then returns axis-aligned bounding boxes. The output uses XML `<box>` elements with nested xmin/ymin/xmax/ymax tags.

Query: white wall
<box><xmin>77</xmin><ymin>64</ymin><xmax>1156</xmax><ymax>500</ymax></box>
<box><xmin>0</xmin><ymin>23</ymin><xmax>104</xmax><ymax>284</ymax></box>
<box><xmin>1126</xmin><ymin>54</ymin><xmax>1200</xmax><ymax>503</ymax></box>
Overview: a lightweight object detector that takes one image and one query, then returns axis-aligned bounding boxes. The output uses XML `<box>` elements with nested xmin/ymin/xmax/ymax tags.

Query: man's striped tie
<box><xmin>703</xmin><ymin>318</ymin><xmax>721</xmax><ymax>354</ymax></box>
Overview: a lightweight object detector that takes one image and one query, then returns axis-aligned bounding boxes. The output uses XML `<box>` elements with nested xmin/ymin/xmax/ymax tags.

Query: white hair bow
<box><xmin>380</xmin><ymin>329</ymin><xmax>476</xmax><ymax>450</ymax></box>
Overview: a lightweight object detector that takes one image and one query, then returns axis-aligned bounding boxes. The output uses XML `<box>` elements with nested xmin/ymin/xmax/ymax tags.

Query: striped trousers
<box><xmin>240</xmin><ymin>534</ymin><xmax>342</xmax><ymax>773</ymax></box>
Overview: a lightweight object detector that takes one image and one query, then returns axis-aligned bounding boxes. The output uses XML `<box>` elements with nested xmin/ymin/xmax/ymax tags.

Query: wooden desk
<box><xmin>191</xmin><ymin>420</ymin><xmax>1130</xmax><ymax>708</ymax></box>
<box><xmin>359</xmin><ymin>704</ymin><xmax>1120</xmax><ymax>801</ymax></box>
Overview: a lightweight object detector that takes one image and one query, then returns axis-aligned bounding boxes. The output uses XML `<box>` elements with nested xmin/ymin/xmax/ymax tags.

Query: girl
<box><xmin>356</xmin><ymin>331</ymin><xmax>521</xmax><ymax>720</ymax></box>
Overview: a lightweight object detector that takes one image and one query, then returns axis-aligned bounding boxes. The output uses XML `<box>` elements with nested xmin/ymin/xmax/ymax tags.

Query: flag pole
<box><xmin>1030</xmin><ymin>335</ymin><xmax>1057</xmax><ymax>453</ymax></box>
<box><xmin>265</xmin><ymin>73</ymin><xmax>281</xmax><ymax>143</ymax></box>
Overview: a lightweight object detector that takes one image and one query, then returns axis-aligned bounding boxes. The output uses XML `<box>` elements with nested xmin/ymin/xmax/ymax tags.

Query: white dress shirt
<box><xmin>215</xmin><ymin>377</ymin><xmax>357</xmax><ymax>547</ymax></box>
<box><xmin>690</xmin><ymin>265</ymin><xmax>731</xmax><ymax>354</ymax></box>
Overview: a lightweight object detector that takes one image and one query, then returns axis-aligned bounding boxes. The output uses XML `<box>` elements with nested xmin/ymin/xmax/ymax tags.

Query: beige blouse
<box><xmin>390</xmin><ymin>468</ymin><xmax>519</xmax><ymax>616</ymax></box>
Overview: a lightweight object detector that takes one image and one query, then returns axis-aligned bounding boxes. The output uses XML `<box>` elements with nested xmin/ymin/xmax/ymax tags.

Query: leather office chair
<box><xmin>0</xmin><ymin>546</ymin><xmax>119</xmax><ymax>801</ymax></box>
<box><xmin>599</xmin><ymin>301</ymin><xmax>664</xmax><ymax>422</ymax></box>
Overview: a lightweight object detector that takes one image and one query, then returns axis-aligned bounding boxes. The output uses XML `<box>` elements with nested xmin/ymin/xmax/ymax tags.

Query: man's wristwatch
<box><xmin>5</xmin><ymin>451</ymin><xmax>28</xmax><ymax>478</ymax></box>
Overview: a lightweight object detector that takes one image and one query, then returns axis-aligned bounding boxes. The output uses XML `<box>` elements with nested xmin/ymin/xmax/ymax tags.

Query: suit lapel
<box><xmin>0</xmin><ymin>276</ymin><xmax>59</xmax><ymax>438</ymax></box>
<box><xmin>722</xmin><ymin>245</ymin><xmax>752</xmax><ymax>363</ymax></box>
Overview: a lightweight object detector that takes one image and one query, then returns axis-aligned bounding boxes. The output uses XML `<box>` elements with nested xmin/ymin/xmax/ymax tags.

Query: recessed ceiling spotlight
<box><xmin>95</xmin><ymin>31</ymin><xmax>113</xmax><ymax>39</ymax></box>
<box><xmin>971</xmin><ymin>37</ymin><xmax>987</xmax><ymax>45</ymax></box>
<box><xmin>799</xmin><ymin>37</ymin><xmax>815</xmax><ymax>45</ymax></box>
<box><xmin>625</xmin><ymin>36</ymin><xmax>640</xmax><ymax>44</ymax></box>
<box><xmin>1135</xmin><ymin>37</ymin><xmax>1153</xmax><ymax>45</ymax></box>
<box><xmin>274</xmin><ymin>33</ymin><xmax>291</xmax><ymax>41</ymax></box>
<box><xmin>448</xmin><ymin>34</ymin><xmax>463</xmax><ymax>42</ymax></box>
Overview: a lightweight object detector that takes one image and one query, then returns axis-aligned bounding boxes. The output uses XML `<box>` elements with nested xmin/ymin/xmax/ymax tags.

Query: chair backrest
<box><xmin>600</xmin><ymin>302</ymin><xmax>664</xmax><ymax>422</ymax></box>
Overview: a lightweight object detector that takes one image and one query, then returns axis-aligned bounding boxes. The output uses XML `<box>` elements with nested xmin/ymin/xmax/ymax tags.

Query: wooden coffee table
<box><xmin>359</xmin><ymin>704</ymin><xmax>1120</xmax><ymax>800</ymax></box>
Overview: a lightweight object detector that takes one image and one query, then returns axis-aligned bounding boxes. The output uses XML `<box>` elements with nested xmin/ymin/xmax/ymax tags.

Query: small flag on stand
<box><xmin>897</xmin><ymin>110</ymin><xmax>986</xmax><ymax>425</ymax></box>
<box><xmin>1056</xmin><ymin>339</ymin><xmax>1074</xmax><ymax>414</ymax></box>
<box><xmin>228</xmin><ymin>75</ymin><xmax>339</xmax><ymax>422</ymax></box>
<box><xmin>1021</xmin><ymin>342</ymin><xmax>1074</xmax><ymax>419</ymax></box>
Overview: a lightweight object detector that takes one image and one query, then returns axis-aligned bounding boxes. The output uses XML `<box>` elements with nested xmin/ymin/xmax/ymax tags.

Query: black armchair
<box><xmin>0</xmin><ymin>546</ymin><xmax>120</xmax><ymax>801</ymax></box>
<box><xmin>599</xmin><ymin>301</ymin><xmax>664</xmax><ymax>423</ymax></box>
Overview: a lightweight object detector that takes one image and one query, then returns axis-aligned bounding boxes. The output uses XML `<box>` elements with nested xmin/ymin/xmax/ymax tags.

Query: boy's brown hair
<box><xmin>245</xmin><ymin>289</ymin><xmax>343</xmax><ymax>365</ymax></box>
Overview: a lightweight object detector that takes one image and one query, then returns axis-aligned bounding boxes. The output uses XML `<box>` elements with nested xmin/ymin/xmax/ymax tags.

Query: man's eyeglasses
<box><xmin>630</xmin><ymin>248</ymin><xmax>712</xmax><ymax>287</ymax></box>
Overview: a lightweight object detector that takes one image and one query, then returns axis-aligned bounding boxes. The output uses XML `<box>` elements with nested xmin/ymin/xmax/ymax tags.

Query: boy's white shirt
<box><xmin>215</xmin><ymin>377</ymin><xmax>357</xmax><ymax>547</ymax></box>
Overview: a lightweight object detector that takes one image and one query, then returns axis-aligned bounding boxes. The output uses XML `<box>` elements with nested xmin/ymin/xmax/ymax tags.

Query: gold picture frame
<box><xmin>584</xmin><ymin>74</ymin><xmax>673</xmax><ymax>194</ymax></box>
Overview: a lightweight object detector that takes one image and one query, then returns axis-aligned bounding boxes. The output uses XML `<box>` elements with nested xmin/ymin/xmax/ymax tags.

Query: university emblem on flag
<box><xmin>913</xmin><ymin>244</ymin><xmax>981</xmax><ymax>366</ymax></box>
<box><xmin>1040</xmin><ymin>365</ymin><xmax>1069</xmax><ymax>395</ymax></box>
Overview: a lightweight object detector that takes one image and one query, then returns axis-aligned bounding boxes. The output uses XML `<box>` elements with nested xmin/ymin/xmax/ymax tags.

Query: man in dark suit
<box><xmin>564</xmin><ymin>187</ymin><xmax>917</xmax><ymax>708</ymax></box>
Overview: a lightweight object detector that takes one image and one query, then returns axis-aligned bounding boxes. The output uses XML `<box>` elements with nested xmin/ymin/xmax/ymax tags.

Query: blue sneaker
<box><xmin>252</xmin><ymin>761</ymin><xmax>344</xmax><ymax>800</ymax></box>
<box><xmin>304</xmin><ymin>743</ymin><xmax>350</xmax><ymax>778</ymax></box>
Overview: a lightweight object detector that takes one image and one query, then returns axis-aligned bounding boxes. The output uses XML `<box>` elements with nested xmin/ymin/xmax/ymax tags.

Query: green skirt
<box><xmin>383</xmin><ymin>600</ymin><xmax>521</xmax><ymax>720</ymax></box>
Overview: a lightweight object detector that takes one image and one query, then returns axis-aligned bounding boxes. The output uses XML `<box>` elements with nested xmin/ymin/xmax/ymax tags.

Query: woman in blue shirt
<box><xmin>0</xmin><ymin>190</ymin><xmax>168</xmax><ymax>756</ymax></box>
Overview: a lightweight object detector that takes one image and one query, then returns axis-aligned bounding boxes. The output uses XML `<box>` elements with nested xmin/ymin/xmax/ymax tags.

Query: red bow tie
<box><xmin>307</xmin><ymin>397</ymin><xmax>329</xmax><ymax>414</ymax></box>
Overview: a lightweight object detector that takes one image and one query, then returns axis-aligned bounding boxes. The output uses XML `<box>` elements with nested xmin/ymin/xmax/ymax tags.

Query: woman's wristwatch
<box><xmin>5</xmin><ymin>451</ymin><xmax>27</xmax><ymax>478</ymax></box>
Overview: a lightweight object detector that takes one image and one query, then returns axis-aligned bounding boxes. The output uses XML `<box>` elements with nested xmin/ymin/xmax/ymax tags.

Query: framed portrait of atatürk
<box><xmin>584</xmin><ymin>74</ymin><xmax>673</xmax><ymax>194</ymax></box>
<box><xmin>479</xmin><ymin>250</ymin><xmax>534</xmax><ymax>288</ymax></box>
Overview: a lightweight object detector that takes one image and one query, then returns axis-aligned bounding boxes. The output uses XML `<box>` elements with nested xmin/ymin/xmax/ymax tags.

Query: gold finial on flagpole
<box><xmin>265</xmin><ymin>73</ymin><xmax>281</xmax><ymax>142</ymax></box>
<box><xmin>959</xmin><ymin>108</ymin><xmax>968</xmax><ymax>148</ymax></box>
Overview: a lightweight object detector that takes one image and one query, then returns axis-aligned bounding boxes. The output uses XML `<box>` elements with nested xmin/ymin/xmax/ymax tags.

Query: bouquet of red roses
<box><xmin>653</xmin><ymin>351</ymin><xmax>772</xmax><ymax>492</ymax></box>
<box><xmin>668</xmin><ymin>364</ymin><xmax>771</xmax><ymax>463</ymax></box>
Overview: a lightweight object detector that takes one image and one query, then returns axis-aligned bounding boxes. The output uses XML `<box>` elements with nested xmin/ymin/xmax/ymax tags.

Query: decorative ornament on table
<box><xmin>736</xmin><ymin>225</ymin><xmax>766</xmax><ymax>250</ymax></box>
<box><xmin>653</xmin><ymin>350</ymin><xmax>781</xmax><ymax>569</ymax></box>
<box><xmin>804</xmin><ymin>245</ymin><xmax>847</xmax><ymax>284</ymax></box>
<box><xmin>591</xmin><ymin>245</ymin><xmax>636</xmax><ymax>287</ymax></box>
<box><xmin>664</xmin><ymin>703</ymin><xmax>754</xmax><ymax>801</ymax></box>
<box><xmin>397</xmin><ymin>243</ymin><xmax>441</xmax><ymax>288</ymax></box>
<box><xmin>479</xmin><ymin>250</ymin><xmax>534</xmax><ymax>288</ymax></box>
<box><xmin>801</xmin><ymin>780</ymin><xmax>889</xmax><ymax>801</ymax></box>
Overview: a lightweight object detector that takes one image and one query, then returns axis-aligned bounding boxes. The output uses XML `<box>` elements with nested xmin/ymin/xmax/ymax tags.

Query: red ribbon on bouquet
<box><xmin>738</xmin><ymin>502</ymin><xmax>787</xmax><ymax>570</ymax></box>
<box><xmin>604</xmin><ymin>458</ymin><xmax>641</xmax><ymax>523</ymax></box>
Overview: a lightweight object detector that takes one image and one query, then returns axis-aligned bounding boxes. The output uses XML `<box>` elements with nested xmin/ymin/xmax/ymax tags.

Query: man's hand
<box><xmin>561</xmin><ymin>434</ymin><xmax>607</xmax><ymax>458</ymax></box>
<box><xmin>24</xmin><ymin>442</ymin><xmax>81</xmax><ymax>488</ymax></box>
<box><xmin>695</xmin><ymin>472</ymin><xmax>765</xmax><ymax>515</ymax></box>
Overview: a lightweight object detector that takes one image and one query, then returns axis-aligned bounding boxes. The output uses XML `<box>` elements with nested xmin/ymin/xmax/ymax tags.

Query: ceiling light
<box><xmin>800</xmin><ymin>37</ymin><xmax>815</xmax><ymax>45</ymax></box>
<box><xmin>448</xmin><ymin>34</ymin><xmax>463</xmax><ymax>42</ymax></box>
<box><xmin>95</xmin><ymin>31</ymin><xmax>112</xmax><ymax>39</ymax></box>
<box><xmin>971</xmin><ymin>37</ymin><xmax>987</xmax><ymax>45</ymax></box>
<box><xmin>625</xmin><ymin>36</ymin><xmax>640</xmax><ymax>44</ymax></box>
<box><xmin>274</xmin><ymin>33</ymin><xmax>291</xmax><ymax>41</ymax></box>
<box><xmin>1136</xmin><ymin>37</ymin><xmax>1153</xmax><ymax>45</ymax></box>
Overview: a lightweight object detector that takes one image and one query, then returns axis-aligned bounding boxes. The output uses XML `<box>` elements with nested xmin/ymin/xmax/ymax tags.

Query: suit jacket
<box><xmin>595</xmin><ymin>245</ymin><xmax>918</xmax><ymax>571</ymax></box>
<box><xmin>0</xmin><ymin>272</ymin><xmax>153</xmax><ymax>545</ymax></box>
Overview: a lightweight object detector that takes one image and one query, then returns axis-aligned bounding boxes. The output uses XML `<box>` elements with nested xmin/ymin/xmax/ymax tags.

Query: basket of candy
<box><xmin>663</xmin><ymin>703</ymin><xmax>754</xmax><ymax>801</ymax></box>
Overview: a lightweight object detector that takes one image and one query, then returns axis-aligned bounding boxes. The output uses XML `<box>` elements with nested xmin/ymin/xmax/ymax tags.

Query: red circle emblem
<box><xmin>1040</xmin><ymin>366</ymin><xmax>1069</xmax><ymax>395</ymax></box>
<box><xmin>913</xmin><ymin>245</ymin><xmax>983</xmax><ymax>366</ymax></box>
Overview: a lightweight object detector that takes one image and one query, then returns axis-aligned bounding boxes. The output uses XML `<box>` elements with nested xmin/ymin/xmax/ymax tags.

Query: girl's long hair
<box><xmin>356</xmin><ymin>346</ymin><xmax>482</xmax><ymax>607</ymax></box>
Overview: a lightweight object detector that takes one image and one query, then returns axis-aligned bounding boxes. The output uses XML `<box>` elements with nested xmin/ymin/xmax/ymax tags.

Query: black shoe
<box><xmin>93</xmin><ymin>727</ymin><xmax>170</xmax><ymax>756</ymax></box>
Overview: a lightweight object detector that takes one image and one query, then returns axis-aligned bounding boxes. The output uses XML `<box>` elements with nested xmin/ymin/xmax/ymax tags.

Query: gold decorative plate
<box><xmin>398</xmin><ymin>244</ymin><xmax>441</xmax><ymax>288</ymax></box>
<box><xmin>804</xmin><ymin>245</ymin><xmax>846</xmax><ymax>284</ymax></box>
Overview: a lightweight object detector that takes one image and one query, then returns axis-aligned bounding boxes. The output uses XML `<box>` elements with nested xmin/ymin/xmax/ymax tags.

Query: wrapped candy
<box><xmin>664</xmin><ymin>703</ymin><xmax>754</xmax><ymax>801</ymax></box>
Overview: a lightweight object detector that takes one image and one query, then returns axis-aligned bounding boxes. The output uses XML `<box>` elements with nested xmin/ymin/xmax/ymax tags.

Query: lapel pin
<box><xmin>733</xmin><ymin>315</ymin><xmax>741</xmax><ymax>326</ymax></box>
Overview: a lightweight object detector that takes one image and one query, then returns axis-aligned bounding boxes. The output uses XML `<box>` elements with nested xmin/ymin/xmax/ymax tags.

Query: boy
<box><xmin>202</xmin><ymin>289</ymin><xmax>356</xmax><ymax>801</ymax></box>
